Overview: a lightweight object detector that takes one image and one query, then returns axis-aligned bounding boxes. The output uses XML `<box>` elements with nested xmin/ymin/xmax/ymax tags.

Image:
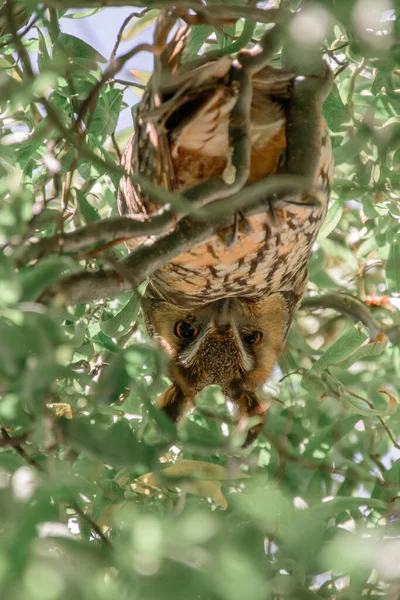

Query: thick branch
<box><xmin>41</xmin><ymin>215</ymin><xmax>230</xmax><ymax>305</ymax></box>
<box><xmin>35</xmin><ymin>7</ymin><xmax>331</xmax><ymax>306</ymax></box>
<box><xmin>19</xmin><ymin>174</ymin><xmax>315</xmax><ymax>268</ymax></box>
<box><xmin>280</xmin><ymin>41</ymin><xmax>333</xmax><ymax>185</ymax></box>
<box><xmin>301</xmin><ymin>293</ymin><xmax>383</xmax><ymax>340</ymax></box>
<box><xmin>16</xmin><ymin>211</ymin><xmax>173</xmax><ymax>265</ymax></box>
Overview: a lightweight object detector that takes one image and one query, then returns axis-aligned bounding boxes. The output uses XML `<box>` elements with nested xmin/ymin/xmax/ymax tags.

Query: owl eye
<box><xmin>174</xmin><ymin>321</ymin><xmax>199</xmax><ymax>339</ymax></box>
<box><xmin>243</xmin><ymin>331</ymin><xmax>263</xmax><ymax>345</ymax></box>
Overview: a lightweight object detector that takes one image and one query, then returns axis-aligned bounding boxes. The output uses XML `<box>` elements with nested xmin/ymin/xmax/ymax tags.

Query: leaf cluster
<box><xmin>0</xmin><ymin>1</ymin><xmax>399</xmax><ymax>599</ymax></box>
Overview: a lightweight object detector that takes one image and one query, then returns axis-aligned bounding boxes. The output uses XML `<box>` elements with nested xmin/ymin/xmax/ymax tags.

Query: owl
<box><xmin>118</xmin><ymin>26</ymin><xmax>334</xmax><ymax>444</ymax></box>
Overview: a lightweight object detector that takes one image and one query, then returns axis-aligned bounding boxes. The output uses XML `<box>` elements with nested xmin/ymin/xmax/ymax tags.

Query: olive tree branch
<box><xmin>301</xmin><ymin>293</ymin><xmax>399</xmax><ymax>344</ymax></box>
<box><xmin>18</xmin><ymin>174</ymin><xmax>316</xmax><ymax>267</ymax></box>
<box><xmin>32</xmin><ymin>6</ymin><xmax>332</xmax><ymax>307</ymax></box>
<box><xmin>40</xmin><ymin>215</ymin><xmax>229</xmax><ymax>305</ymax></box>
<box><xmin>41</xmin><ymin>0</ymin><xmax>281</xmax><ymax>25</ymax></box>
<box><xmin>280</xmin><ymin>31</ymin><xmax>333</xmax><ymax>185</ymax></box>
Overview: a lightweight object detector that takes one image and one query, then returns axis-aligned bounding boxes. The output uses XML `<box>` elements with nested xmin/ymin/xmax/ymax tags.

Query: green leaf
<box><xmin>323</xmin><ymin>83</ymin><xmax>350</xmax><ymax>132</ymax></box>
<box><xmin>334</xmin><ymin>126</ymin><xmax>372</xmax><ymax>165</ymax></box>
<box><xmin>300</xmin><ymin>370</ymin><xmax>327</xmax><ymax>399</ymax></box>
<box><xmin>61</xmin><ymin>417</ymin><xmax>154</xmax><ymax>470</ymax></box>
<box><xmin>122</xmin><ymin>9</ymin><xmax>160</xmax><ymax>40</ymax></box>
<box><xmin>95</xmin><ymin>351</ymin><xmax>129</xmax><ymax>404</ymax></box>
<box><xmin>208</xmin><ymin>20</ymin><xmax>256</xmax><ymax>58</ymax></box>
<box><xmin>185</xmin><ymin>24</ymin><xmax>213</xmax><ymax>59</ymax></box>
<box><xmin>86</xmin><ymin>87</ymin><xmax>124</xmax><ymax>139</ymax></box>
<box><xmin>100</xmin><ymin>293</ymin><xmax>141</xmax><ymax>338</ymax></box>
<box><xmin>75</xmin><ymin>188</ymin><xmax>100</xmax><ymax>223</ymax></box>
<box><xmin>0</xmin><ymin>253</ymin><xmax>20</xmax><ymax>305</ymax></box>
<box><xmin>19</xmin><ymin>257</ymin><xmax>69</xmax><ymax>302</ymax></box>
<box><xmin>0</xmin><ymin>320</ymin><xmax>28</xmax><ymax>377</ymax></box>
<box><xmin>334</xmin><ymin>334</ymin><xmax>389</xmax><ymax>369</ymax></box>
<box><xmin>341</xmin><ymin>393</ymin><xmax>397</xmax><ymax>417</ymax></box>
<box><xmin>54</xmin><ymin>33</ymin><xmax>106</xmax><ymax>64</ymax></box>
<box><xmin>307</xmin><ymin>497</ymin><xmax>387</xmax><ymax>520</ymax></box>
<box><xmin>36</xmin><ymin>27</ymin><xmax>51</xmax><ymax>72</ymax></box>
<box><xmin>386</xmin><ymin>242</ymin><xmax>400</xmax><ymax>295</ymax></box>
<box><xmin>64</xmin><ymin>8</ymin><xmax>102</xmax><ymax>18</ymax></box>
<box><xmin>317</xmin><ymin>199</ymin><xmax>344</xmax><ymax>241</ymax></box>
<box><xmin>312</xmin><ymin>323</ymin><xmax>370</xmax><ymax>372</ymax></box>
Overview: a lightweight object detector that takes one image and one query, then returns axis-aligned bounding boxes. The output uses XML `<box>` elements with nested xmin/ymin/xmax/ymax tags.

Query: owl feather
<box><xmin>118</xmin><ymin>26</ymin><xmax>334</xmax><ymax>445</ymax></box>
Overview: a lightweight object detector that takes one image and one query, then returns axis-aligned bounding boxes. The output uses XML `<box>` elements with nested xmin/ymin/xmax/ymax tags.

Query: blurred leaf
<box><xmin>75</xmin><ymin>188</ymin><xmax>100</xmax><ymax>223</ymax></box>
<box><xmin>301</xmin><ymin>370</ymin><xmax>327</xmax><ymax>399</ymax></box>
<box><xmin>54</xmin><ymin>33</ymin><xmax>106</xmax><ymax>64</ymax></box>
<box><xmin>95</xmin><ymin>351</ymin><xmax>129</xmax><ymax>404</ymax></box>
<box><xmin>100</xmin><ymin>293</ymin><xmax>141</xmax><ymax>339</ymax></box>
<box><xmin>137</xmin><ymin>460</ymin><xmax>249</xmax><ymax>510</ymax></box>
<box><xmin>129</xmin><ymin>69</ymin><xmax>151</xmax><ymax>85</ymax></box>
<box><xmin>341</xmin><ymin>393</ymin><xmax>397</xmax><ymax>417</ymax></box>
<box><xmin>312</xmin><ymin>323</ymin><xmax>370</xmax><ymax>371</ymax></box>
<box><xmin>64</xmin><ymin>8</ymin><xmax>102</xmax><ymax>18</ymax></box>
<box><xmin>323</xmin><ymin>83</ymin><xmax>350</xmax><ymax>132</ymax></box>
<box><xmin>61</xmin><ymin>417</ymin><xmax>154</xmax><ymax>470</ymax></box>
<box><xmin>19</xmin><ymin>257</ymin><xmax>69</xmax><ymax>302</ymax></box>
<box><xmin>122</xmin><ymin>9</ymin><xmax>160</xmax><ymax>40</ymax></box>
<box><xmin>386</xmin><ymin>242</ymin><xmax>400</xmax><ymax>295</ymax></box>
<box><xmin>0</xmin><ymin>253</ymin><xmax>20</xmax><ymax>305</ymax></box>
<box><xmin>334</xmin><ymin>127</ymin><xmax>372</xmax><ymax>165</ymax></box>
<box><xmin>317</xmin><ymin>199</ymin><xmax>344</xmax><ymax>241</ymax></box>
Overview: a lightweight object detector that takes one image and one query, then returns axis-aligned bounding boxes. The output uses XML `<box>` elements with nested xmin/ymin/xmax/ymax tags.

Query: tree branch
<box><xmin>40</xmin><ymin>215</ymin><xmax>229</xmax><ymax>305</ymax></box>
<box><xmin>0</xmin><ymin>427</ymin><xmax>110</xmax><ymax>546</ymax></box>
<box><xmin>19</xmin><ymin>173</ymin><xmax>316</xmax><ymax>269</ymax></box>
<box><xmin>41</xmin><ymin>1</ymin><xmax>281</xmax><ymax>25</ymax></box>
<box><xmin>280</xmin><ymin>34</ymin><xmax>333</xmax><ymax>186</ymax></box>
<box><xmin>300</xmin><ymin>293</ymin><xmax>392</xmax><ymax>342</ymax></box>
<box><xmin>17</xmin><ymin>212</ymin><xmax>174</xmax><ymax>265</ymax></box>
<box><xmin>31</xmin><ymin>6</ymin><xmax>332</xmax><ymax>307</ymax></box>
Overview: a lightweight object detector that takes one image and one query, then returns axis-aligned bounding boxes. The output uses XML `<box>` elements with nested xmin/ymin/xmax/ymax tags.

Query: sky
<box><xmin>59</xmin><ymin>7</ymin><xmax>155</xmax><ymax>131</ymax></box>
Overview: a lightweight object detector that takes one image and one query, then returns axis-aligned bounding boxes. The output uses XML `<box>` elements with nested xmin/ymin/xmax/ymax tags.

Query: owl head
<box><xmin>142</xmin><ymin>291</ymin><xmax>298</xmax><ymax>438</ymax></box>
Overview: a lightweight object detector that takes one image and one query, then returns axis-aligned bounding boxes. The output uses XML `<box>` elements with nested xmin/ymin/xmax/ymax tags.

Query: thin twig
<box><xmin>41</xmin><ymin>0</ymin><xmax>281</xmax><ymax>25</ymax></box>
<box><xmin>347</xmin><ymin>57</ymin><xmax>367</xmax><ymax>120</ymax></box>
<box><xmin>75</xmin><ymin>43</ymin><xmax>162</xmax><ymax>132</ymax></box>
<box><xmin>327</xmin><ymin>372</ymin><xmax>400</xmax><ymax>451</ymax></box>
<box><xmin>3</xmin><ymin>0</ymin><xmax>35</xmax><ymax>77</ymax></box>
<box><xmin>0</xmin><ymin>428</ymin><xmax>110</xmax><ymax>545</ymax></box>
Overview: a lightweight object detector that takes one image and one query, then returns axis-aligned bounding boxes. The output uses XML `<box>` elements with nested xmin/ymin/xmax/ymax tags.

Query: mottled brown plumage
<box><xmin>118</xmin><ymin>31</ymin><xmax>334</xmax><ymax>444</ymax></box>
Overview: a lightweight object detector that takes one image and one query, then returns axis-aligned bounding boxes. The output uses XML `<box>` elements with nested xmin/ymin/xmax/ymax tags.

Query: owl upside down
<box><xmin>118</xmin><ymin>24</ymin><xmax>334</xmax><ymax>445</ymax></box>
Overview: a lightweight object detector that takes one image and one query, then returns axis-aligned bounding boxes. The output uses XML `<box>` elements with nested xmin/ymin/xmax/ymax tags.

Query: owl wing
<box><xmin>118</xmin><ymin>56</ymin><xmax>295</xmax><ymax>229</ymax></box>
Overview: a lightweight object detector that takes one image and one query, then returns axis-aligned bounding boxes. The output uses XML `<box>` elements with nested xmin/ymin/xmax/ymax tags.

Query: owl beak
<box><xmin>214</xmin><ymin>297</ymin><xmax>233</xmax><ymax>330</ymax></box>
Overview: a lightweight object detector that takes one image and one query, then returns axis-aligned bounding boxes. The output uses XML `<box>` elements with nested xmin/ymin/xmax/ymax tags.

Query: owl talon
<box><xmin>224</xmin><ymin>211</ymin><xmax>252</xmax><ymax>248</ymax></box>
<box><xmin>238</xmin><ymin>211</ymin><xmax>252</xmax><ymax>234</ymax></box>
<box><xmin>236</xmin><ymin>391</ymin><xmax>265</xmax><ymax>447</ymax></box>
<box><xmin>267</xmin><ymin>196</ymin><xmax>277</xmax><ymax>224</ymax></box>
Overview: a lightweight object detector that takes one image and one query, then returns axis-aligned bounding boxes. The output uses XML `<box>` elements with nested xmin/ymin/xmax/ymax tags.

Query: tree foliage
<box><xmin>0</xmin><ymin>1</ymin><xmax>400</xmax><ymax>598</ymax></box>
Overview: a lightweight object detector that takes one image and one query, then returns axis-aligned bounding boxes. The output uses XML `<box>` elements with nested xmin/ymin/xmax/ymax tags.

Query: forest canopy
<box><xmin>0</xmin><ymin>1</ymin><xmax>399</xmax><ymax>599</ymax></box>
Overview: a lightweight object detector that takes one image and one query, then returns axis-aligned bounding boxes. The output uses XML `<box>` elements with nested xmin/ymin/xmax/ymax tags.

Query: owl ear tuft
<box><xmin>157</xmin><ymin>384</ymin><xmax>188</xmax><ymax>422</ymax></box>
